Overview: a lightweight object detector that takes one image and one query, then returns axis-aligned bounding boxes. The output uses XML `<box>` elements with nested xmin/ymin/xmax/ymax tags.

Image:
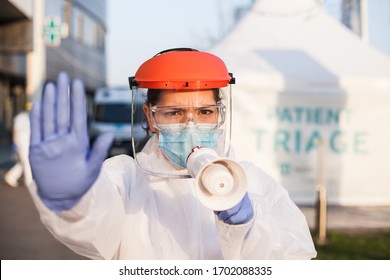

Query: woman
<box><xmin>28</xmin><ymin>48</ymin><xmax>316</xmax><ymax>259</ymax></box>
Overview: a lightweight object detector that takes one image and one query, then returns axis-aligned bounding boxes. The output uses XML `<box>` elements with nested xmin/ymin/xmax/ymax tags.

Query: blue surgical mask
<box><xmin>158</xmin><ymin>123</ymin><xmax>218</xmax><ymax>168</ymax></box>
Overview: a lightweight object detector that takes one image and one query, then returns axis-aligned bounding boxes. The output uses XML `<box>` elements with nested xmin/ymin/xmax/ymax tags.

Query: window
<box><xmin>62</xmin><ymin>1</ymin><xmax>71</xmax><ymax>35</ymax></box>
<box><xmin>95</xmin><ymin>23</ymin><xmax>105</xmax><ymax>51</ymax></box>
<box><xmin>95</xmin><ymin>104</ymin><xmax>132</xmax><ymax>123</ymax></box>
<box><xmin>72</xmin><ymin>9</ymin><xmax>84</xmax><ymax>42</ymax></box>
<box><xmin>71</xmin><ymin>7</ymin><xmax>105</xmax><ymax>50</ymax></box>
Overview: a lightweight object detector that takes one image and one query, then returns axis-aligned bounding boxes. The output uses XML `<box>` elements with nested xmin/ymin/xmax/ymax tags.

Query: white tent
<box><xmin>211</xmin><ymin>0</ymin><xmax>390</xmax><ymax>205</ymax></box>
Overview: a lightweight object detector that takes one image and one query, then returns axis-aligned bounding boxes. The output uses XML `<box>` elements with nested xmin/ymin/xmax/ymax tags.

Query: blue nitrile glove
<box><xmin>214</xmin><ymin>193</ymin><xmax>254</xmax><ymax>225</ymax></box>
<box><xmin>29</xmin><ymin>72</ymin><xmax>114</xmax><ymax>212</ymax></box>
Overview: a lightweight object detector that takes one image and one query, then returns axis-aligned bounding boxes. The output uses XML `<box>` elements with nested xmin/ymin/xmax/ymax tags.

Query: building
<box><xmin>325</xmin><ymin>0</ymin><xmax>390</xmax><ymax>57</ymax></box>
<box><xmin>211</xmin><ymin>0</ymin><xmax>390</xmax><ymax>205</ymax></box>
<box><xmin>0</xmin><ymin>0</ymin><xmax>107</xmax><ymax>139</ymax></box>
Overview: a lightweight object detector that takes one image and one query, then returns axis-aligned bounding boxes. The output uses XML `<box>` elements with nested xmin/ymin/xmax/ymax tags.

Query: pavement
<box><xmin>0</xmin><ymin>138</ymin><xmax>86</xmax><ymax>260</ymax></box>
<box><xmin>0</xmin><ymin>139</ymin><xmax>389</xmax><ymax>260</ymax></box>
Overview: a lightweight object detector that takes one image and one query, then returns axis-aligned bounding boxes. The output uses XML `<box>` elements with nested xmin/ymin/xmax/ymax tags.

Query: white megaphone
<box><xmin>186</xmin><ymin>146</ymin><xmax>247</xmax><ymax>211</ymax></box>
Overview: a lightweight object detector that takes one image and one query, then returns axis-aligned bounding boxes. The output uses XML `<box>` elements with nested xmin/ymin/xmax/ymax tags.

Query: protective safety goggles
<box><xmin>150</xmin><ymin>103</ymin><xmax>226</xmax><ymax>132</ymax></box>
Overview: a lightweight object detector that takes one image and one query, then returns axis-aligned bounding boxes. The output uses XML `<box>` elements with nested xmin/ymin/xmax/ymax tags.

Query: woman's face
<box><xmin>144</xmin><ymin>89</ymin><xmax>217</xmax><ymax>133</ymax></box>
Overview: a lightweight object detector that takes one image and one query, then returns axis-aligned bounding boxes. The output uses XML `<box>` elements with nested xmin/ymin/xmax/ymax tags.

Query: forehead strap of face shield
<box><xmin>128</xmin><ymin>48</ymin><xmax>235</xmax><ymax>90</ymax></box>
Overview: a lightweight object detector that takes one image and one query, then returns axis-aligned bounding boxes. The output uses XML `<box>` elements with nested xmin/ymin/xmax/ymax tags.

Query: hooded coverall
<box><xmin>28</xmin><ymin>135</ymin><xmax>317</xmax><ymax>259</ymax></box>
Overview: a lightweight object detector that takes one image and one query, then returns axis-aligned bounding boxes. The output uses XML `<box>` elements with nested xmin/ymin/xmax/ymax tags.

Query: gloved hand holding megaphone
<box><xmin>186</xmin><ymin>146</ymin><xmax>254</xmax><ymax>225</ymax></box>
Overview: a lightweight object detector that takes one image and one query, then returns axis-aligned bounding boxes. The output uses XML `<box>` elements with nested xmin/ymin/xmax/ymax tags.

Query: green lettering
<box><xmin>280</xmin><ymin>108</ymin><xmax>293</xmax><ymax>123</ymax></box>
<box><xmin>252</xmin><ymin>129</ymin><xmax>268</xmax><ymax>151</ymax></box>
<box><xmin>313</xmin><ymin>108</ymin><xmax>323</xmax><ymax>125</ymax></box>
<box><xmin>354</xmin><ymin>132</ymin><xmax>368</xmax><ymax>154</ymax></box>
<box><xmin>295</xmin><ymin>130</ymin><xmax>301</xmax><ymax>153</ymax></box>
<box><xmin>274</xmin><ymin>130</ymin><xmax>290</xmax><ymax>152</ymax></box>
<box><xmin>294</xmin><ymin>107</ymin><xmax>304</xmax><ymax>123</ymax></box>
<box><xmin>326</xmin><ymin>108</ymin><xmax>340</xmax><ymax>125</ymax></box>
<box><xmin>305</xmin><ymin>130</ymin><xmax>321</xmax><ymax>153</ymax></box>
<box><xmin>330</xmin><ymin>130</ymin><xmax>346</xmax><ymax>153</ymax></box>
<box><xmin>280</xmin><ymin>163</ymin><xmax>292</xmax><ymax>176</ymax></box>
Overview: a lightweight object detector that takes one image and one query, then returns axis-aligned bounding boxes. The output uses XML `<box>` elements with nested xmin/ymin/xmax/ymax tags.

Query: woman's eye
<box><xmin>164</xmin><ymin>110</ymin><xmax>182</xmax><ymax>117</ymax></box>
<box><xmin>199</xmin><ymin>108</ymin><xmax>215</xmax><ymax>115</ymax></box>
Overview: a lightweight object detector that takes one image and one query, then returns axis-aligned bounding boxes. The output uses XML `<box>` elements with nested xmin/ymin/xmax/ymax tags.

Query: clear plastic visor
<box><xmin>131</xmin><ymin>87</ymin><xmax>232</xmax><ymax>178</ymax></box>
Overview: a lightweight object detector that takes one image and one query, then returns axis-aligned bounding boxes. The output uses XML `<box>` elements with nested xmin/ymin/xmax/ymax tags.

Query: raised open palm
<box><xmin>29</xmin><ymin>72</ymin><xmax>114</xmax><ymax>212</ymax></box>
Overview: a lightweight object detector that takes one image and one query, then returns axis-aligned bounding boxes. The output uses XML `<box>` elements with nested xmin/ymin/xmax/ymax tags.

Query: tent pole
<box><xmin>315</xmin><ymin>137</ymin><xmax>328</xmax><ymax>245</ymax></box>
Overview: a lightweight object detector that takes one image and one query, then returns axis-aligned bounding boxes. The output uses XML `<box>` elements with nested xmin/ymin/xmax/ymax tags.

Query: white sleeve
<box><xmin>215</xmin><ymin>162</ymin><xmax>317</xmax><ymax>260</ymax></box>
<box><xmin>27</xmin><ymin>155</ymin><xmax>135</xmax><ymax>259</ymax></box>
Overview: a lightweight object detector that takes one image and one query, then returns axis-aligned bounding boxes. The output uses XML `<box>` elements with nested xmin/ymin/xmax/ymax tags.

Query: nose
<box><xmin>184</xmin><ymin>109</ymin><xmax>196</xmax><ymax>123</ymax></box>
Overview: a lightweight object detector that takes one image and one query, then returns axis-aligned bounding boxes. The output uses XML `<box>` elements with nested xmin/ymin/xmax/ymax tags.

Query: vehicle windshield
<box><xmin>95</xmin><ymin>103</ymin><xmax>144</xmax><ymax>123</ymax></box>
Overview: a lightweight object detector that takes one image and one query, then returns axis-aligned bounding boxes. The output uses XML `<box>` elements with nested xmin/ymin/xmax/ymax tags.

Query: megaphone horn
<box><xmin>186</xmin><ymin>146</ymin><xmax>247</xmax><ymax>211</ymax></box>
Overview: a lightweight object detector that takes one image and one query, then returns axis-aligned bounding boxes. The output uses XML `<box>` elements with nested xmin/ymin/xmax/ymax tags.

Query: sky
<box><xmin>106</xmin><ymin>0</ymin><xmax>256</xmax><ymax>87</ymax></box>
<box><xmin>106</xmin><ymin>0</ymin><xmax>390</xmax><ymax>87</ymax></box>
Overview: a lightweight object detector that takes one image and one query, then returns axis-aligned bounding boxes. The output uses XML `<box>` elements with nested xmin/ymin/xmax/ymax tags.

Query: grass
<box><xmin>312</xmin><ymin>229</ymin><xmax>390</xmax><ymax>260</ymax></box>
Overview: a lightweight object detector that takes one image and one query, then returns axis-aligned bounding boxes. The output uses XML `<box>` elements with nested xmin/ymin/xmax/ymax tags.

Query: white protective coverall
<box><xmin>5</xmin><ymin>111</ymin><xmax>32</xmax><ymax>187</ymax></box>
<box><xmin>28</xmin><ymin>135</ymin><xmax>317</xmax><ymax>259</ymax></box>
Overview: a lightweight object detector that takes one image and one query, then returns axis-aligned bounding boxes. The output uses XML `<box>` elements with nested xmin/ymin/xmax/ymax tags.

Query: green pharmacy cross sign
<box><xmin>43</xmin><ymin>16</ymin><xmax>68</xmax><ymax>47</ymax></box>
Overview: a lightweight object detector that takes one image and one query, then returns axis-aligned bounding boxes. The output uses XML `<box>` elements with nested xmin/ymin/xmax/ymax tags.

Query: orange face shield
<box><xmin>129</xmin><ymin>48</ymin><xmax>234</xmax><ymax>178</ymax></box>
